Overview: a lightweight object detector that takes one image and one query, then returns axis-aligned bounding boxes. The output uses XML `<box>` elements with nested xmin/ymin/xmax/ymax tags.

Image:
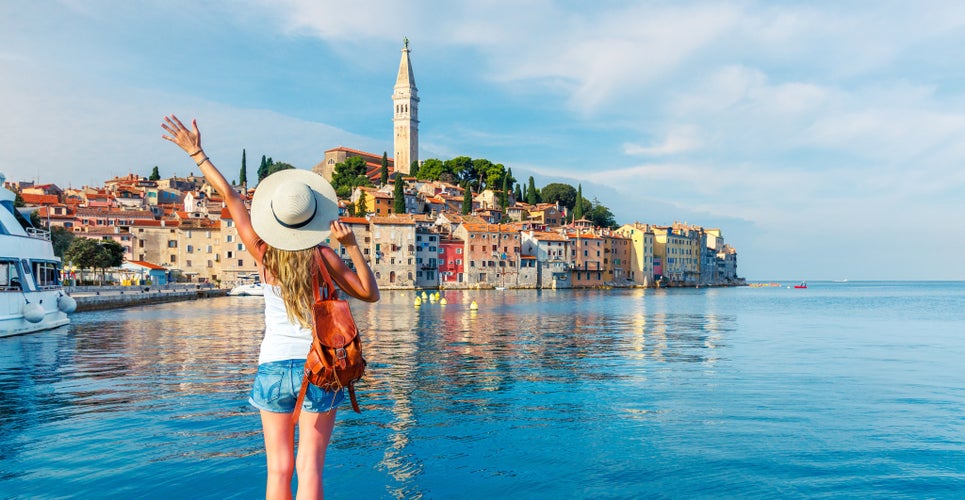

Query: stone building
<box><xmin>369</xmin><ymin>214</ymin><xmax>416</xmax><ymax>289</ymax></box>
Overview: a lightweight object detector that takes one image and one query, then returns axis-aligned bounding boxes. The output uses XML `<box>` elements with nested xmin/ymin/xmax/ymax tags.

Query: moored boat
<box><xmin>1</xmin><ymin>174</ymin><xmax>74</xmax><ymax>337</ymax></box>
<box><xmin>228</xmin><ymin>282</ymin><xmax>264</xmax><ymax>296</ymax></box>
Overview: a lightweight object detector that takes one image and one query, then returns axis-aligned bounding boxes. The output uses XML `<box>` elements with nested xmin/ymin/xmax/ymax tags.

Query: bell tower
<box><xmin>393</xmin><ymin>37</ymin><xmax>419</xmax><ymax>175</ymax></box>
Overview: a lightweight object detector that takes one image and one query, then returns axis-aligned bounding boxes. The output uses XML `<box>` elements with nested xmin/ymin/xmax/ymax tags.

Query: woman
<box><xmin>162</xmin><ymin>115</ymin><xmax>379</xmax><ymax>499</ymax></box>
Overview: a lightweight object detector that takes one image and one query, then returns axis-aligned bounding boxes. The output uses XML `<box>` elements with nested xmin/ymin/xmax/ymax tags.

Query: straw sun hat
<box><xmin>250</xmin><ymin>169</ymin><xmax>339</xmax><ymax>251</ymax></box>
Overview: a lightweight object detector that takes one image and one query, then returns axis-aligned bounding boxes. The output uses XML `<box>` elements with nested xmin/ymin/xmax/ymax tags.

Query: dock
<box><xmin>69</xmin><ymin>285</ymin><xmax>229</xmax><ymax>312</ymax></box>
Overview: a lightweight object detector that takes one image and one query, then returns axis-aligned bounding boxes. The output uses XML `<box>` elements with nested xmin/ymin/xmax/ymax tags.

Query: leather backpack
<box><xmin>291</xmin><ymin>248</ymin><xmax>366</xmax><ymax>425</ymax></box>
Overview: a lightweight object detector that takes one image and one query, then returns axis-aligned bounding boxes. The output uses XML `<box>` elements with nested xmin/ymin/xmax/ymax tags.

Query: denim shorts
<box><xmin>248</xmin><ymin>359</ymin><xmax>345</xmax><ymax>413</ymax></box>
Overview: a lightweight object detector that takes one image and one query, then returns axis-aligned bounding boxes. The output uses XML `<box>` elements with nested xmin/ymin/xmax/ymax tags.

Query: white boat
<box><xmin>0</xmin><ymin>174</ymin><xmax>75</xmax><ymax>337</ymax></box>
<box><xmin>228</xmin><ymin>282</ymin><xmax>264</xmax><ymax>296</ymax></box>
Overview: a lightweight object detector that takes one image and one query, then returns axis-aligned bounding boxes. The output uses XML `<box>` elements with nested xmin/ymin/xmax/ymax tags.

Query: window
<box><xmin>168</xmin><ymin>240</ymin><xmax>177</xmax><ymax>248</ymax></box>
<box><xmin>238</xmin><ymin>259</ymin><xmax>244</xmax><ymax>266</ymax></box>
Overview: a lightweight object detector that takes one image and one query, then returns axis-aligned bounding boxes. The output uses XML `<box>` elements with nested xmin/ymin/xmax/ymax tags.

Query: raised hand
<box><xmin>329</xmin><ymin>220</ymin><xmax>358</xmax><ymax>247</ymax></box>
<box><xmin>161</xmin><ymin>115</ymin><xmax>203</xmax><ymax>156</ymax></box>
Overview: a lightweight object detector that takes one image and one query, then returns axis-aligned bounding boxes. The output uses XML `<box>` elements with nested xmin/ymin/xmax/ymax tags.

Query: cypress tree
<box><xmin>393</xmin><ymin>173</ymin><xmax>406</xmax><ymax>214</ymax></box>
<box><xmin>574</xmin><ymin>184</ymin><xmax>584</xmax><ymax>220</ymax></box>
<box><xmin>149</xmin><ymin>166</ymin><xmax>160</xmax><ymax>181</ymax></box>
<box><xmin>357</xmin><ymin>190</ymin><xmax>368</xmax><ymax>215</ymax></box>
<box><xmin>515</xmin><ymin>184</ymin><xmax>523</xmax><ymax>203</ymax></box>
<box><xmin>462</xmin><ymin>184</ymin><xmax>472</xmax><ymax>215</ymax></box>
<box><xmin>380</xmin><ymin>152</ymin><xmax>389</xmax><ymax>186</ymax></box>
<box><xmin>526</xmin><ymin>176</ymin><xmax>538</xmax><ymax>204</ymax></box>
<box><xmin>258</xmin><ymin>155</ymin><xmax>268</xmax><ymax>183</ymax></box>
<box><xmin>240</xmin><ymin>149</ymin><xmax>247</xmax><ymax>186</ymax></box>
<box><xmin>500</xmin><ymin>174</ymin><xmax>508</xmax><ymax>211</ymax></box>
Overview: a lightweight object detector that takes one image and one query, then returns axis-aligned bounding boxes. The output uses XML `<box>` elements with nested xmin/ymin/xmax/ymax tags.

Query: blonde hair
<box><xmin>262</xmin><ymin>246</ymin><xmax>318</xmax><ymax>329</ymax></box>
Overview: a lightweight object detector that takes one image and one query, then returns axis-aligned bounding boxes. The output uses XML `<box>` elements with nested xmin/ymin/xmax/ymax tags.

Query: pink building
<box><xmin>438</xmin><ymin>238</ymin><xmax>465</xmax><ymax>285</ymax></box>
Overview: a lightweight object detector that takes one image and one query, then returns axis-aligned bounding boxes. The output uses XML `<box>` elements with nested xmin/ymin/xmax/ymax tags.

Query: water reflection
<box><xmin>1</xmin><ymin>289</ymin><xmax>733</xmax><ymax>497</ymax></box>
<box><xmin>342</xmin><ymin>288</ymin><xmax>735</xmax><ymax>495</ymax></box>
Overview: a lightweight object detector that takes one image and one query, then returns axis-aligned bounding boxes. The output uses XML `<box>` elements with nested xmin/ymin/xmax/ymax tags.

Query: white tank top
<box><xmin>258</xmin><ymin>284</ymin><xmax>313</xmax><ymax>364</ymax></box>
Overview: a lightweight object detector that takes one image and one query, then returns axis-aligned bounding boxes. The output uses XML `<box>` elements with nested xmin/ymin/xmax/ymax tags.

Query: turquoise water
<box><xmin>2</xmin><ymin>282</ymin><xmax>964</xmax><ymax>498</ymax></box>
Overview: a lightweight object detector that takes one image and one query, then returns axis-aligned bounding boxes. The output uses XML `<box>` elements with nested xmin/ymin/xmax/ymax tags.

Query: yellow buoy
<box><xmin>414</xmin><ymin>297</ymin><xmax>422</xmax><ymax>307</ymax></box>
<box><xmin>439</xmin><ymin>298</ymin><xmax>448</xmax><ymax>305</ymax></box>
<box><xmin>469</xmin><ymin>300</ymin><xmax>478</xmax><ymax>310</ymax></box>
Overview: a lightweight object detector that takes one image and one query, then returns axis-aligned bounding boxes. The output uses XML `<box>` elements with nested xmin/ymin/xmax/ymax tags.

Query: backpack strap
<box><xmin>347</xmin><ymin>383</ymin><xmax>361</xmax><ymax>413</ymax></box>
<box><xmin>292</xmin><ymin>247</ymin><xmax>338</xmax><ymax>429</ymax></box>
<box><xmin>313</xmin><ymin>247</ymin><xmax>338</xmax><ymax>301</ymax></box>
<box><xmin>291</xmin><ymin>375</ymin><xmax>310</xmax><ymax>427</ymax></box>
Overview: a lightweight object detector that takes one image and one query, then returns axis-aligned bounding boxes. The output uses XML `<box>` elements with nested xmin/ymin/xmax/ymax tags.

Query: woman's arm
<box><xmin>161</xmin><ymin>115</ymin><xmax>265</xmax><ymax>262</ymax></box>
<box><xmin>322</xmin><ymin>221</ymin><xmax>380</xmax><ymax>302</ymax></box>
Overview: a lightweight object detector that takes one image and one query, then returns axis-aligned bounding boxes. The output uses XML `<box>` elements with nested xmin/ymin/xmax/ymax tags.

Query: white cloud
<box><xmin>623</xmin><ymin>126</ymin><xmax>702</xmax><ymax>156</ymax></box>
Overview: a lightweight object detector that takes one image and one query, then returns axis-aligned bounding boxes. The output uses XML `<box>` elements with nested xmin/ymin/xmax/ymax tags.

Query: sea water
<box><xmin>1</xmin><ymin>282</ymin><xmax>964</xmax><ymax>498</ymax></box>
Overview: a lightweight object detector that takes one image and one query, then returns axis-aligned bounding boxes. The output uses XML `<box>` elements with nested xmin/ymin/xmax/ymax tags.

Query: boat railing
<box><xmin>25</xmin><ymin>227</ymin><xmax>51</xmax><ymax>240</ymax></box>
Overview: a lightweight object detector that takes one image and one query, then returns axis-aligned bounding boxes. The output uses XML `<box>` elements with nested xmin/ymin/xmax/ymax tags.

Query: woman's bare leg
<box><xmin>261</xmin><ymin>410</ymin><xmax>296</xmax><ymax>500</ymax></box>
<box><xmin>295</xmin><ymin>409</ymin><xmax>338</xmax><ymax>500</ymax></box>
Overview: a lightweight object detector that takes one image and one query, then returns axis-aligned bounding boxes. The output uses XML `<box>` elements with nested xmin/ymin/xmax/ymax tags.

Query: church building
<box><xmin>314</xmin><ymin>38</ymin><xmax>420</xmax><ymax>183</ymax></box>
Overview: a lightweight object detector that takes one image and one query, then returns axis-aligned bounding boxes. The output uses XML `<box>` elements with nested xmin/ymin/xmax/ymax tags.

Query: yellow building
<box><xmin>616</xmin><ymin>222</ymin><xmax>654</xmax><ymax>286</ymax></box>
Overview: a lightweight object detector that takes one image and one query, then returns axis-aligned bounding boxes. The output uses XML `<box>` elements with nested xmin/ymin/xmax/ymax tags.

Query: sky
<box><xmin>2</xmin><ymin>1</ymin><xmax>964</xmax><ymax>281</ymax></box>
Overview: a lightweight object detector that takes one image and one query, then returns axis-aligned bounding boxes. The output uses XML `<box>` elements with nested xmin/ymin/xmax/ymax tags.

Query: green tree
<box><xmin>415</xmin><ymin>158</ymin><xmax>446</xmax><ymax>180</ymax></box>
<box><xmin>356</xmin><ymin>190</ymin><xmax>368</xmax><ymax>215</ymax></box>
<box><xmin>331</xmin><ymin>156</ymin><xmax>373</xmax><ymax>198</ymax></box>
<box><xmin>240</xmin><ymin>149</ymin><xmax>248</xmax><ymax>186</ymax></box>
<box><xmin>149</xmin><ymin>166</ymin><xmax>161</xmax><ymax>181</ymax></box>
<box><xmin>499</xmin><ymin>174</ymin><xmax>508</xmax><ymax>212</ymax></box>
<box><xmin>586</xmin><ymin>198</ymin><xmax>618</xmax><ymax>229</ymax></box>
<box><xmin>380</xmin><ymin>152</ymin><xmax>389</xmax><ymax>186</ymax></box>
<box><xmin>265</xmin><ymin>161</ymin><xmax>295</xmax><ymax>177</ymax></box>
<box><xmin>514</xmin><ymin>184</ymin><xmax>523</xmax><ymax>203</ymax></box>
<box><xmin>506</xmin><ymin>168</ymin><xmax>515</xmax><ymax>202</ymax></box>
<box><xmin>64</xmin><ymin>238</ymin><xmax>99</xmax><ymax>276</ymax></box>
<box><xmin>526</xmin><ymin>176</ymin><xmax>539</xmax><ymax>204</ymax></box>
<box><xmin>447</xmin><ymin>156</ymin><xmax>477</xmax><ymax>189</ymax></box>
<box><xmin>461</xmin><ymin>184</ymin><xmax>472</xmax><ymax>215</ymax></box>
<box><xmin>393</xmin><ymin>173</ymin><xmax>406</xmax><ymax>214</ymax></box>
<box><xmin>573</xmin><ymin>184</ymin><xmax>584</xmax><ymax>220</ymax></box>
<box><xmin>258</xmin><ymin>155</ymin><xmax>268</xmax><ymax>183</ymax></box>
<box><xmin>51</xmin><ymin>226</ymin><xmax>75</xmax><ymax>258</ymax></box>
<box><xmin>64</xmin><ymin>238</ymin><xmax>123</xmax><ymax>285</ymax></box>
<box><xmin>540</xmin><ymin>183</ymin><xmax>577</xmax><ymax>212</ymax></box>
<box><xmin>473</xmin><ymin>159</ymin><xmax>495</xmax><ymax>190</ymax></box>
